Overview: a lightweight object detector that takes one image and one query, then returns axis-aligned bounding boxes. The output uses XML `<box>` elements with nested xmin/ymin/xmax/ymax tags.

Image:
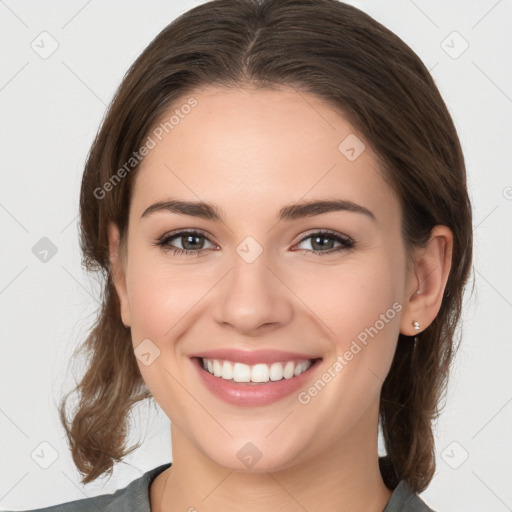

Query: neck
<box><xmin>151</xmin><ymin>406</ymin><xmax>393</xmax><ymax>512</ymax></box>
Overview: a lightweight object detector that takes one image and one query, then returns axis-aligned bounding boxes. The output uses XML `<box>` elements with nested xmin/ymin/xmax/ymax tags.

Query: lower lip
<box><xmin>192</xmin><ymin>357</ymin><xmax>322</xmax><ymax>406</ymax></box>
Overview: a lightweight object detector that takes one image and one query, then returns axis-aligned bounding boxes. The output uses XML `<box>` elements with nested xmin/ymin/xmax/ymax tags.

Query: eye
<box><xmin>155</xmin><ymin>229</ymin><xmax>355</xmax><ymax>257</ymax></box>
<box><xmin>293</xmin><ymin>230</ymin><xmax>355</xmax><ymax>256</ymax></box>
<box><xmin>156</xmin><ymin>230</ymin><xmax>216</xmax><ymax>256</ymax></box>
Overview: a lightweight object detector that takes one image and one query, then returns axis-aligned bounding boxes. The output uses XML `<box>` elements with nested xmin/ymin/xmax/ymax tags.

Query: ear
<box><xmin>107</xmin><ymin>221</ymin><xmax>131</xmax><ymax>328</ymax></box>
<box><xmin>400</xmin><ymin>225</ymin><xmax>453</xmax><ymax>336</ymax></box>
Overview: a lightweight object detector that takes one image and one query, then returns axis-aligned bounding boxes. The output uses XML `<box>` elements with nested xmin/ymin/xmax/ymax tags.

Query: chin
<box><xmin>202</xmin><ymin>438</ymin><xmax>308</xmax><ymax>474</ymax></box>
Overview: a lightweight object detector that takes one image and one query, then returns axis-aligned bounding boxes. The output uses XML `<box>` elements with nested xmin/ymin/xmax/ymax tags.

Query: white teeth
<box><xmin>233</xmin><ymin>362</ymin><xmax>251</xmax><ymax>382</ymax></box>
<box><xmin>221</xmin><ymin>360</ymin><xmax>233</xmax><ymax>380</ymax></box>
<box><xmin>251</xmin><ymin>364</ymin><xmax>269</xmax><ymax>383</ymax></box>
<box><xmin>213</xmin><ymin>360</ymin><xmax>222</xmax><ymax>377</ymax></box>
<box><xmin>283</xmin><ymin>361</ymin><xmax>295</xmax><ymax>379</ymax></box>
<box><xmin>269</xmin><ymin>362</ymin><xmax>283</xmax><ymax>381</ymax></box>
<box><xmin>201</xmin><ymin>358</ymin><xmax>313</xmax><ymax>383</ymax></box>
<box><xmin>294</xmin><ymin>361</ymin><xmax>309</xmax><ymax>377</ymax></box>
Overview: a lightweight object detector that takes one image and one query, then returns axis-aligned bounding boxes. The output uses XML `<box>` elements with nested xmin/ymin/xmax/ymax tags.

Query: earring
<box><xmin>413</xmin><ymin>320</ymin><xmax>420</xmax><ymax>332</ymax></box>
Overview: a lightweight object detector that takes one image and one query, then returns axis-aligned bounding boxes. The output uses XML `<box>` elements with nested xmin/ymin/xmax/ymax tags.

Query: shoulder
<box><xmin>4</xmin><ymin>463</ymin><xmax>171</xmax><ymax>512</ymax></box>
<box><xmin>384</xmin><ymin>480</ymin><xmax>438</xmax><ymax>512</ymax></box>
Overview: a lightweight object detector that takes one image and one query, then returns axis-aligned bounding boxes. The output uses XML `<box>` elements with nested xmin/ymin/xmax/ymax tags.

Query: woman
<box><xmin>15</xmin><ymin>0</ymin><xmax>473</xmax><ymax>510</ymax></box>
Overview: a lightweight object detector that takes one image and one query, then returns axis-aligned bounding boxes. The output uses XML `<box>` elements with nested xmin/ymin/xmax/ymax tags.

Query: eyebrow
<box><xmin>141</xmin><ymin>198</ymin><xmax>376</xmax><ymax>222</ymax></box>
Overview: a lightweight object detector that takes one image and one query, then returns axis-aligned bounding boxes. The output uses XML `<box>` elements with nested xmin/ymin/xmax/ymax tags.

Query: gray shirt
<box><xmin>6</xmin><ymin>462</ymin><xmax>436</xmax><ymax>512</ymax></box>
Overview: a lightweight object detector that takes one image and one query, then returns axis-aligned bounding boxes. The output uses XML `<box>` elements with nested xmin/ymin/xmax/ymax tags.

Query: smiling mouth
<box><xmin>195</xmin><ymin>357</ymin><xmax>321</xmax><ymax>384</ymax></box>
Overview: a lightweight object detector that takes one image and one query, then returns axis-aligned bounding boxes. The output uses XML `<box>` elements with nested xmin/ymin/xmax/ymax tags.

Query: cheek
<box><xmin>125</xmin><ymin>255</ymin><xmax>199</xmax><ymax>341</ymax></box>
<box><xmin>311</xmin><ymin>254</ymin><xmax>405</xmax><ymax>397</ymax></box>
<box><xmin>125</xmin><ymin>262</ymin><xmax>196</xmax><ymax>414</ymax></box>
<box><xmin>123</xmin><ymin>257</ymin><xmax>211</xmax><ymax>403</ymax></box>
<box><xmin>300</xmin><ymin>254</ymin><xmax>404</xmax><ymax>341</ymax></box>
<box><xmin>293</xmin><ymin>264</ymin><xmax>404</xmax><ymax>439</ymax></box>
<box><xmin>128</xmin><ymin>279</ymin><xmax>178</xmax><ymax>339</ymax></box>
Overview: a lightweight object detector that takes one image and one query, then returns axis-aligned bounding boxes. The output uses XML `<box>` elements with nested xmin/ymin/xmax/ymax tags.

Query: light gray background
<box><xmin>1</xmin><ymin>0</ymin><xmax>511</xmax><ymax>510</ymax></box>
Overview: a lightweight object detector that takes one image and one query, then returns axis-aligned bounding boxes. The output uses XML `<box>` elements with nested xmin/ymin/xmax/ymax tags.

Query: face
<box><xmin>109</xmin><ymin>85</ymin><xmax>416</xmax><ymax>472</ymax></box>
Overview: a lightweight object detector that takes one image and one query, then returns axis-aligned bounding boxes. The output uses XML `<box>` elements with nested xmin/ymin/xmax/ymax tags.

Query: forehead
<box><xmin>130</xmin><ymin>86</ymin><xmax>399</xmax><ymax>224</ymax></box>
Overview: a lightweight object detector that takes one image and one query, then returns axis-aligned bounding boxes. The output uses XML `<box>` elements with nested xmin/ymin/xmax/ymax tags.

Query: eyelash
<box><xmin>155</xmin><ymin>229</ymin><xmax>355</xmax><ymax>257</ymax></box>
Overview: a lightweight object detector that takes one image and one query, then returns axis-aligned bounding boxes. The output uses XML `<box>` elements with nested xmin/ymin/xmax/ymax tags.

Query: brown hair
<box><xmin>59</xmin><ymin>0</ymin><xmax>473</xmax><ymax>492</ymax></box>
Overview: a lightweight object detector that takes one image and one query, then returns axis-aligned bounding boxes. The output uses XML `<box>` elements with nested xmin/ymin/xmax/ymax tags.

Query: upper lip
<box><xmin>189</xmin><ymin>348</ymin><xmax>321</xmax><ymax>365</ymax></box>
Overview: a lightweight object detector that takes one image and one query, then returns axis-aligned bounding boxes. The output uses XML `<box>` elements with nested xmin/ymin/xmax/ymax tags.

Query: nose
<box><xmin>213</xmin><ymin>250</ymin><xmax>294</xmax><ymax>335</ymax></box>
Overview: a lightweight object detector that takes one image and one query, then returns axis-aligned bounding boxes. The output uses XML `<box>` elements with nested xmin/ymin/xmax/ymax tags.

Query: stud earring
<box><xmin>413</xmin><ymin>320</ymin><xmax>420</xmax><ymax>332</ymax></box>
